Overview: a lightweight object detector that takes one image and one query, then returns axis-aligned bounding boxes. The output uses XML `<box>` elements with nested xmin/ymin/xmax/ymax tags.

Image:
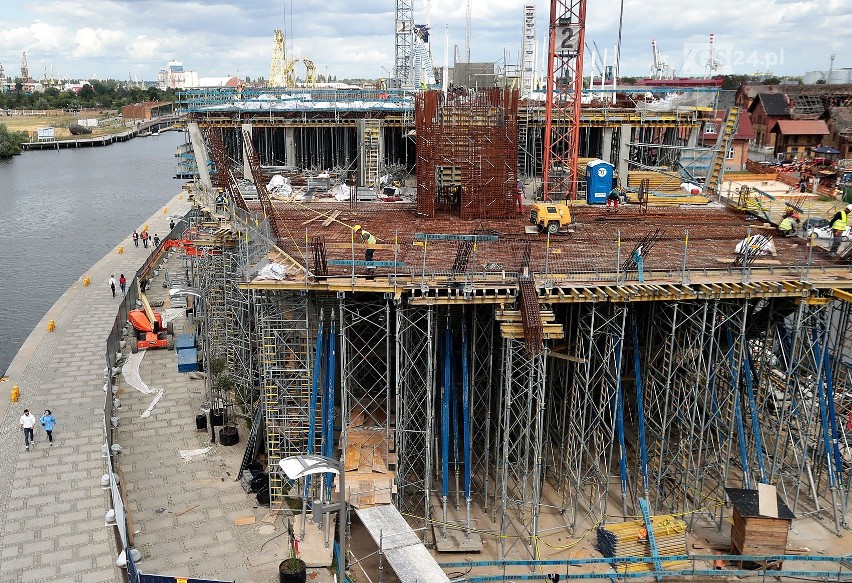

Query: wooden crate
<box><xmin>726</xmin><ymin>487</ymin><xmax>794</xmax><ymax>568</ymax></box>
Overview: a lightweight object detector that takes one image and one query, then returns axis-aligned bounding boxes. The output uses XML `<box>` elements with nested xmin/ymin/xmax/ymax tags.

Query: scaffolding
<box><xmin>181</xmin><ymin>101</ymin><xmax>852</xmax><ymax>576</ymax></box>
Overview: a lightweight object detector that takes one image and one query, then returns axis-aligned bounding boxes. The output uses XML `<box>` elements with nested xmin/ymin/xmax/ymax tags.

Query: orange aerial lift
<box><xmin>128</xmin><ymin>292</ymin><xmax>174</xmax><ymax>353</ymax></box>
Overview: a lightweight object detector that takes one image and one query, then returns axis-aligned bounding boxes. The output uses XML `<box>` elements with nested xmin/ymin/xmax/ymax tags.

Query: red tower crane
<box><xmin>543</xmin><ymin>0</ymin><xmax>587</xmax><ymax>201</ymax></box>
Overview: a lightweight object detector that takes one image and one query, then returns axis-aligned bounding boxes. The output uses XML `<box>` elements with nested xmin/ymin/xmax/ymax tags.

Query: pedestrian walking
<box><xmin>108</xmin><ymin>275</ymin><xmax>117</xmax><ymax>298</ymax></box>
<box><xmin>132</xmin><ymin>230</ymin><xmax>139</xmax><ymax>247</ymax></box>
<box><xmin>20</xmin><ymin>408</ymin><xmax>36</xmax><ymax>450</ymax></box>
<box><xmin>141</xmin><ymin>230</ymin><xmax>149</xmax><ymax>248</ymax></box>
<box><xmin>169</xmin><ymin>219</ymin><xmax>175</xmax><ymax>231</ymax></box>
<box><xmin>119</xmin><ymin>274</ymin><xmax>127</xmax><ymax>296</ymax></box>
<box><xmin>40</xmin><ymin>410</ymin><xmax>56</xmax><ymax>445</ymax></box>
<box><xmin>153</xmin><ymin>234</ymin><xmax>160</xmax><ymax>247</ymax></box>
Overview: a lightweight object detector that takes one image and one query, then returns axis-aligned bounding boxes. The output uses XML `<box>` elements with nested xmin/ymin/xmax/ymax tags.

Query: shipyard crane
<box><xmin>21</xmin><ymin>51</ymin><xmax>30</xmax><ymax>81</ymax></box>
<box><xmin>303</xmin><ymin>58</ymin><xmax>317</xmax><ymax>88</ymax></box>
<box><xmin>543</xmin><ymin>0</ymin><xmax>587</xmax><ymax>201</ymax></box>
<box><xmin>650</xmin><ymin>38</ymin><xmax>673</xmax><ymax>79</ymax></box>
<box><xmin>269</xmin><ymin>29</ymin><xmax>288</xmax><ymax>86</ymax></box>
<box><xmin>282</xmin><ymin>58</ymin><xmax>298</xmax><ymax>87</ymax></box>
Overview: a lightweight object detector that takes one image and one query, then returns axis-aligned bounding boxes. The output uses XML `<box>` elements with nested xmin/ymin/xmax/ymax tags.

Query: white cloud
<box><xmin>73</xmin><ymin>27</ymin><xmax>125</xmax><ymax>58</ymax></box>
<box><xmin>0</xmin><ymin>0</ymin><xmax>848</xmax><ymax>81</ymax></box>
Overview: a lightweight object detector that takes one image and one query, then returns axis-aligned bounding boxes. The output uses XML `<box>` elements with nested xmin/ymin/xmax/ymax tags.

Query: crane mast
<box><xmin>543</xmin><ymin>0</ymin><xmax>587</xmax><ymax>201</ymax></box>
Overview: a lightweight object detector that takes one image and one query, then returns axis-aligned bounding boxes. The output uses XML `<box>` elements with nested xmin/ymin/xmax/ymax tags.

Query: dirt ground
<box><xmin>1</xmin><ymin>109</ymin><xmax>123</xmax><ymax>139</ymax></box>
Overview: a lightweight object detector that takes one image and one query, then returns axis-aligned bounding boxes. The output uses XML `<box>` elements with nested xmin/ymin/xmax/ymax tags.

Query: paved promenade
<box><xmin>0</xmin><ymin>191</ymin><xmax>338</xmax><ymax>583</ymax></box>
<box><xmin>0</xmin><ymin>193</ymin><xmax>192</xmax><ymax>582</ymax></box>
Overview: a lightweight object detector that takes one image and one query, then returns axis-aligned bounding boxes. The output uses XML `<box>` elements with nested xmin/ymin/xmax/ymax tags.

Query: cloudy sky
<box><xmin>0</xmin><ymin>0</ymin><xmax>849</xmax><ymax>83</ymax></box>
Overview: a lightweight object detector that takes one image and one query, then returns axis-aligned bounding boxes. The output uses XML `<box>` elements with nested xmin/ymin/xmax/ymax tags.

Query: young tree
<box><xmin>0</xmin><ymin>123</ymin><xmax>28</xmax><ymax>157</ymax></box>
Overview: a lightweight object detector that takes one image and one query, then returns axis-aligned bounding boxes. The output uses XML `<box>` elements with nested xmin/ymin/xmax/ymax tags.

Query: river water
<box><xmin>0</xmin><ymin>131</ymin><xmax>185</xmax><ymax>373</ymax></box>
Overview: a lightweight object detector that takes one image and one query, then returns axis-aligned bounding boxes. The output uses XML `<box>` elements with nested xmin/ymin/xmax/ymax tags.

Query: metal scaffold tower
<box><xmin>394</xmin><ymin>0</ymin><xmax>414</xmax><ymax>88</ymax></box>
<box><xmin>497</xmin><ymin>337</ymin><xmax>547</xmax><ymax>558</ymax></box>
<box><xmin>550</xmin><ymin>303</ymin><xmax>626</xmax><ymax>528</ymax></box>
<box><xmin>258</xmin><ymin>291</ymin><xmax>312</xmax><ymax>507</ymax></box>
<box><xmin>394</xmin><ymin>303</ymin><xmax>435</xmax><ymax>536</ymax></box>
<box><xmin>340</xmin><ymin>297</ymin><xmax>393</xmax><ymax>478</ymax></box>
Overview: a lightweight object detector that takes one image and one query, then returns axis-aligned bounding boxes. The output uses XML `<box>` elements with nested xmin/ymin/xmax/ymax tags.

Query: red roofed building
<box><xmin>770</xmin><ymin>119</ymin><xmax>831</xmax><ymax>160</ymax></box>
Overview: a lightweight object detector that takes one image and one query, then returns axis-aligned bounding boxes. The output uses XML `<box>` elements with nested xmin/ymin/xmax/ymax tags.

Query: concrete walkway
<box><xmin>0</xmin><ymin>191</ymin><xmax>336</xmax><ymax>583</ymax></box>
<box><xmin>0</xmin><ymin>192</ymin><xmax>190</xmax><ymax>582</ymax></box>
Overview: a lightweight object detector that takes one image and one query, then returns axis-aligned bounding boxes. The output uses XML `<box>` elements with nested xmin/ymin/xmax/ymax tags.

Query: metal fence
<box><xmin>103</xmin><ymin>208</ymin><xmax>197</xmax><ymax>577</ymax></box>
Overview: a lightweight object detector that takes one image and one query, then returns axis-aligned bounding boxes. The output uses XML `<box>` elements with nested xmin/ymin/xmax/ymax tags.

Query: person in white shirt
<box><xmin>108</xmin><ymin>275</ymin><xmax>117</xmax><ymax>298</ymax></box>
<box><xmin>20</xmin><ymin>409</ymin><xmax>37</xmax><ymax>450</ymax></box>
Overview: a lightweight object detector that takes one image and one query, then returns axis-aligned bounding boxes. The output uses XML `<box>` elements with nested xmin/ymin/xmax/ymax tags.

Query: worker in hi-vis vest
<box><xmin>353</xmin><ymin>225</ymin><xmax>377</xmax><ymax>266</ymax></box>
<box><xmin>778</xmin><ymin>208</ymin><xmax>800</xmax><ymax>237</ymax></box>
<box><xmin>829</xmin><ymin>204</ymin><xmax>852</xmax><ymax>254</ymax></box>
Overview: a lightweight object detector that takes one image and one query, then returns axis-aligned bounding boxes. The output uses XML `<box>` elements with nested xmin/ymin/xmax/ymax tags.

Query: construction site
<box><xmin>158</xmin><ymin>2</ymin><xmax>852</xmax><ymax>581</ymax></box>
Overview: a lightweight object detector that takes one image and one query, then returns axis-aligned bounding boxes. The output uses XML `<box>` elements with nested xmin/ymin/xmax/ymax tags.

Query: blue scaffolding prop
<box><xmin>305</xmin><ymin>319</ymin><xmax>325</xmax><ymax>499</ymax></box>
<box><xmin>631</xmin><ymin>316</ymin><xmax>650</xmax><ymax>501</ymax></box>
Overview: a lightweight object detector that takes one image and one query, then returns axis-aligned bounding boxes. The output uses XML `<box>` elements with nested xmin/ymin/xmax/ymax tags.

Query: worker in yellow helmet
<box><xmin>353</xmin><ymin>225</ymin><xmax>377</xmax><ymax>266</ymax></box>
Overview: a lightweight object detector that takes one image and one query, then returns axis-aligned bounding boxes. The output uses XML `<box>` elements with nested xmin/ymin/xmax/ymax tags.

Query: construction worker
<box><xmin>829</xmin><ymin>204</ymin><xmax>852</xmax><ymax>254</ymax></box>
<box><xmin>353</xmin><ymin>224</ymin><xmax>377</xmax><ymax>265</ymax></box>
<box><xmin>778</xmin><ymin>209</ymin><xmax>800</xmax><ymax>237</ymax></box>
<box><xmin>606</xmin><ymin>187</ymin><xmax>620</xmax><ymax>211</ymax></box>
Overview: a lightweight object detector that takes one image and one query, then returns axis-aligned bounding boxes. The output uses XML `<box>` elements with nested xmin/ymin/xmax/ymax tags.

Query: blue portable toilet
<box><xmin>586</xmin><ymin>159</ymin><xmax>614</xmax><ymax>205</ymax></box>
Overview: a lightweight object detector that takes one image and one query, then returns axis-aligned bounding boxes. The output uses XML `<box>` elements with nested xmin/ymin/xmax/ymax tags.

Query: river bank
<box><xmin>0</xmin><ymin>131</ymin><xmax>185</xmax><ymax>373</ymax></box>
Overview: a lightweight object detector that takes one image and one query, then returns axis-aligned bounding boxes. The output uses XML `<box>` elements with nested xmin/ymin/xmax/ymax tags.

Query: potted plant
<box><xmin>278</xmin><ymin>521</ymin><xmax>307</xmax><ymax>583</ymax></box>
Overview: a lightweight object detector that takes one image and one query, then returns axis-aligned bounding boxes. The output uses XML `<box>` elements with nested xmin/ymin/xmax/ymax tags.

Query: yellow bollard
<box><xmin>163</xmin><ymin>207</ymin><xmax>168</xmax><ymax>214</ymax></box>
<box><xmin>11</xmin><ymin>386</ymin><xmax>20</xmax><ymax>402</ymax></box>
<box><xmin>83</xmin><ymin>276</ymin><xmax>90</xmax><ymax>286</ymax></box>
<box><xmin>144</xmin><ymin>224</ymin><xmax>149</xmax><ymax>231</ymax></box>
<box><xmin>48</xmin><ymin>320</ymin><xmax>56</xmax><ymax>332</ymax></box>
<box><xmin>178</xmin><ymin>194</ymin><xmax>183</xmax><ymax>200</ymax></box>
<box><xmin>117</xmin><ymin>246</ymin><xmax>124</xmax><ymax>254</ymax></box>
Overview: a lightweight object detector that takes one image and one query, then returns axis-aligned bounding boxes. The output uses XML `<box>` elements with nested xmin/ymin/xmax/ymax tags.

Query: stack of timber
<box><xmin>496</xmin><ymin>307</ymin><xmax>564</xmax><ymax>341</ymax></box>
<box><xmin>340</xmin><ymin>422</ymin><xmax>396</xmax><ymax>508</ymax></box>
<box><xmin>597</xmin><ymin>515</ymin><xmax>690</xmax><ymax>574</ymax></box>
<box><xmin>627</xmin><ymin>170</ymin><xmax>683</xmax><ymax>193</ymax></box>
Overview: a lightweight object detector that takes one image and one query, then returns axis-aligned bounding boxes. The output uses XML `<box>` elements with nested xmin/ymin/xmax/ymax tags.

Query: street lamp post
<box><xmin>280</xmin><ymin>455</ymin><xmax>346</xmax><ymax>583</ymax></box>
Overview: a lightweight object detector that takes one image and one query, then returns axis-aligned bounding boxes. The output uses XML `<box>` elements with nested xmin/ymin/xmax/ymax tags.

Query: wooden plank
<box><xmin>300</xmin><ymin>215</ymin><xmax>325</xmax><ymax>226</ymax></box>
<box><xmin>174</xmin><ymin>504</ymin><xmax>200</xmax><ymax>517</ymax></box>
<box><xmin>758</xmin><ymin>484</ymin><xmax>779</xmax><ymax>518</ymax></box>
<box><xmin>234</xmin><ymin>515</ymin><xmax>256</xmax><ymax>526</ymax></box>
<box><xmin>345</xmin><ymin>443</ymin><xmax>361</xmax><ymax>471</ymax></box>
<box><xmin>321</xmin><ymin>210</ymin><xmax>341</xmax><ymax>227</ymax></box>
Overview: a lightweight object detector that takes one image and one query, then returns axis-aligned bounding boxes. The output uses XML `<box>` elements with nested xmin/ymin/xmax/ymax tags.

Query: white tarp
<box><xmin>256</xmin><ymin>262</ymin><xmax>288</xmax><ymax>281</ymax></box>
<box><xmin>122</xmin><ymin>350</ymin><xmax>165</xmax><ymax>418</ymax></box>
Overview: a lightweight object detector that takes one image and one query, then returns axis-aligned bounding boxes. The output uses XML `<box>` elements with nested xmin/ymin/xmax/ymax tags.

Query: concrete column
<box><xmin>187</xmin><ymin>122</ymin><xmax>212</xmax><ymax>191</ymax></box>
<box><xmin>242</xmin><ymin>123</ymin><xmax>253</xmax><ymax>180</ymax></box>
<box><xmin>284</xmin><ymin>127</ymin><xmax>296</xmax><ymax>168</ymax></box>
<box><xmin>602</xmin><ymin>127</ymin><xmax>614</xmax><ymax>166</ymax></box>
<box><xmin>618</xmin><ymin>124</ymin><xmax>631</xmax><ymax>186</ymax></box>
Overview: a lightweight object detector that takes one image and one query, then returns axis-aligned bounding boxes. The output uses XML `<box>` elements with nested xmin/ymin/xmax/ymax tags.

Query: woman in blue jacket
<box><xmin>40</xmin><ymin>410</ymin><xmax>56</xmax><ymax>445</ymax></box>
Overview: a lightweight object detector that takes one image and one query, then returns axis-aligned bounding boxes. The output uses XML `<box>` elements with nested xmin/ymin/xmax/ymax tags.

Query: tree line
<box><xmin>0</xmin><ymin>80</ymin><xmax>176</xmax><ymax>111</ymax></box>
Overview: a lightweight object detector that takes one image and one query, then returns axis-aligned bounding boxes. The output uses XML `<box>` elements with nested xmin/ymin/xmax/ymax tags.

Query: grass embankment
<box><xmin>2</xmin><ymin>110</ymin><xmax>125</xmax><ymax>140</ymax></box>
